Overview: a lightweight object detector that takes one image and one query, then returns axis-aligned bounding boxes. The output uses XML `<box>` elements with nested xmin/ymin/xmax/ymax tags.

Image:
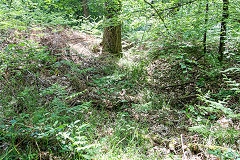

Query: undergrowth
<box><xmin>1</xmin><ymin>1</ymin><xmax>240</xmax><ymax>160</ymax></box>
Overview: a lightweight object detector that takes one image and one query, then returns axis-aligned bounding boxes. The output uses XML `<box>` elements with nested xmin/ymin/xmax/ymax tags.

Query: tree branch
<box><xmin>143</xmin><ymin>0</ymin><xmax>166</xmax><ymax>25</ymax></box>
<box><xmin>160</xmin><ymin>0</ymin><xmax>197</xmax><ymax>13</ymax></box>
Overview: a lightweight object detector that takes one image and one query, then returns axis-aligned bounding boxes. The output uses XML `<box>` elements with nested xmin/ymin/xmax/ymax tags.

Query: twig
<box><xmin>160</xmin><ymin>0</ymin><xmax>197</xmax><ymax>13</ymax></box>
<box><xmin>188</xmin><ymin>143</ymin><xmax>231</xmax><ymax>152</ymax></box>
<box><xmin>181</xmin><ymin>134</ymin><xmax>186</xmax><ymax>160</ymax></box>
<box><xmin>116</xmin><ymin>137</ymin><xmax>127</xmax><ymax>147</ymax></box>
<box><xmin>155</xmin><ymin>81</ymin><xmax>195</xmax><ymax>90</ymax></box>
<box><xmin>143</xmin><ymin>0</ymin><xmax>171</xmax><ymax>36</ymax></box>
<box><xmin>177</xmin><ymin>94</ymin><xmax>198</xmax><ymax>100</ymax></box>
<box><xmin>35</xmin><ymin>141</ymin><xmax>41</xmax><ymax>160</ymax></box>
<box><xmin>1</xmin><ymin>137</ymin><xmax>27</xmax><ymax>159</ymax></box>
<box><xmin>132</xmin><ymin>1</ymin><xmax>197</xmax><ymax>15</ymax></box>
<box><xmin>143</xmin><ymin>0</ymin><xmax>198</xmax><ymax>37</ymax></box>
<box><xmin>26</xmin><ymin>70</ymin><xmax>49</xmax><ymax>87</ymax></box>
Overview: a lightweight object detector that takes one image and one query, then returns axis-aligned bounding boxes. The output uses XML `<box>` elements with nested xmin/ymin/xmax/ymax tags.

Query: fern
<box><xmin>198</xmin><ymin>92</ymin><xmax>234</xmax><ymax>116</ymax></box>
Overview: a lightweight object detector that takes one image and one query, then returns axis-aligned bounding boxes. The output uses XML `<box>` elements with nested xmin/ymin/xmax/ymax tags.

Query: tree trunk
<box><xmin>218</xmin><ymin>0</ymin><xmax>229</xmax><ymax>62</ymax></box>
<box><xmin>9</xmin><ymin>0</ymin><xmax>13</xmax><ymax>7</ymax></box>
<box><xmin>82</xmin><ymin>0</ymin><xmax>89</xmax><ymax>18</ymax></box>
<box><xmin>102</xmin><ymin>0</ymin><xmax>122</xmax><ymax>56</ymax></box>
<box><xmin>203</xmin><ymin>1</ymin><xmax>209</xmax><ymax>54</ymax></box>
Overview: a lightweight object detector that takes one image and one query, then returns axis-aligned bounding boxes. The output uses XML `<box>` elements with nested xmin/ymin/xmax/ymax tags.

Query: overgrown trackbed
<box><xmin>1</xmin><ymin>27</ymin><xmax>223</xmax><ymax>159</ymax></box>
<box><xmin>38</xmin><ymin>28</ymin><xmax>126</xmax><ymax>104</ymax></box>
<box><xmin>36</xmin><ymin>28</ymin><xmax>207</xmax><ymax>159</ymax></box>
<box><xmin>35</xmin><ymin>27</ymin><xmax>221</xmax><ymax>159</ymax></box>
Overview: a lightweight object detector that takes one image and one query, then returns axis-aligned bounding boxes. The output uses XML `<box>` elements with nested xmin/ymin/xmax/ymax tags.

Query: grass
<box><xmin>1</xmin><ymin>1</ymin><xmax>240</xmax><ymax>160</ymax></box>
<box><xmin>0</xmin><ymin>24</ymin><xmax>157</xmax><ymax>159</ymax></box>
<box><xmin>0</xmin><ymin>28</ymin><xmax>181</xmax><ymax>159</ymax></box>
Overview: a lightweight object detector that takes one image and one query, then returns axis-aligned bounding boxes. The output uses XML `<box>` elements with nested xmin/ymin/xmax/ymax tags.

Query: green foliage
<box><xmin>0</xmin><ymin>40</ymin><xmax>55</xmax><ymax>110</ymax></box>
<box><xmin>0</xmin><ymin>42</ymin><xmax>53</xmax><ymax>72</ymax></box>
<box><xmin>121</xmin><ymin>0</ymin><xmax>240</xmax><ymax>63</ymax></box>
<box><xmin>208</xmin><ymin>149</ymin><xmax>240</xmax><ymax>160</ymax></box>
<box><xmin>30</xmin><ymin>0</ymin><xmax>104</xmax><ymax>20</ymax></box>
<box><xmin>0</xmin><ymin>27</ymin><xmax>96</xmax><ymax>159</ymax></box>
<box><xmin>56</xmin><ymin>122</ymin><xmax>97</xmax><ymax>159</ymax></box>
<box><xmin>223</xmin><ymin>74</ymin><xmax>240</xmax><ymax>95</ymax></box>
<box><xmin>187</xmin><ymin>68</ymin><xmax>240</xmax><ymax>154</ymax></box>
<box><xmin>128</xmin><ymin>59</ymin><xmax>148</xmax><ymax>82</ymax></box>
<box><xmin>175</xmin><ymin>52</ymin><xmax>197</xmax><ymax>79</ymax></box>
<box><xmin>198</xmin><ymin>93</ymin><xmax>234</xmax><ymax>116</ymax></box>
<box><xmin>0</xmin><ymin>82</ymin><xmax>96</xmax><ymax>159</ymax></box>
<box><xmin>1</xmin><ymin>0</ymin><xmax>240</xmax><ymax>159</ymax></box>
<box><xmin>0</xmin><ymin>1</ymin><xmax>80</xmax><ymax>30</ymax></box>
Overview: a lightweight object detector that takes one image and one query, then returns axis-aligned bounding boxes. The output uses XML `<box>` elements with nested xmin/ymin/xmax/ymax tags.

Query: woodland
<box><xmin>0</xmin><ymin>0</ymin><xmax>240</xmax><ymax>159</ymax></box>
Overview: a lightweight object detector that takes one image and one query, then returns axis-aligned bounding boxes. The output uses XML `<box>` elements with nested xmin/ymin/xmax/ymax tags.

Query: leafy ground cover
<box><xmin>1</xmin><ymin>1</ymin><xmax>240</xmax><ymax>160</ymax></box>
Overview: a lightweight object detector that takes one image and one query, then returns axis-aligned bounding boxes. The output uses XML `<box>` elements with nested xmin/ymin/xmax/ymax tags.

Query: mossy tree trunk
<box><xmin>102</xmin><ymin>0</ymin><xmax>122</xmax><ymax>56</ymax></box>
<box><xmin>218</xmin><ymin>0</ymin><xmax>229</xmax><ymax>62</ymax></box>
<box><xmin>203</xmin><ymin>1</ymin><xmax>209</xmax><ymax>54</ymax></box>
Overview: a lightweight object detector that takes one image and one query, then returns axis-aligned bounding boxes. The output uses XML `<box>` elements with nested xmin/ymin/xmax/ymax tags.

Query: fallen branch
<box><xmin>189</xmin><ymin>143</ymin><xmax>231</xmax><ymax>153</ymax></box>
<box><xmin>156</xmin><ymin>81</ymin><xmax>196</xmax><ymax>90</ymax></box>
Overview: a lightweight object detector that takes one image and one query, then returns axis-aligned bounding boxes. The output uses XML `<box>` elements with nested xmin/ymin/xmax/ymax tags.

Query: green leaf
<box><xmin>0</xmin><ymin>125</ymin><xmax>6</xmax><ymax>128</ymax></box>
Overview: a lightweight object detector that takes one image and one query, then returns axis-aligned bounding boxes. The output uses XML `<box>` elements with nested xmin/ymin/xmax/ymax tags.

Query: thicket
<box><xmin>1</xmin><ymin>0</ymin><xmax>240</xmax><ymax>159</ymax></box>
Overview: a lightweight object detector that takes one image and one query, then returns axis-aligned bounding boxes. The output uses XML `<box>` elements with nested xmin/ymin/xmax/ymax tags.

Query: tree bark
<box><xmin>203</xmin><ymin>1</ymin><xmax>209</xmax><ymax>54</ymax></box>
<box><xmin>102</xmin><ymin>0</ymin><xmax>122</xmax><ymax>56</ymax></box>
<box><xmin>9</xmin><ymin>0</ymin><xmax>13</xmax><ymax>7</ymax></box>
<box><xmin>82</xmin><ymin>0</ymin><xmax>89</xmax><ymax>18</ymax></box>
<box><xmin>218</xmin><ymin>0</ymin><xmax>229</xmax><ymax>62</ymax></box>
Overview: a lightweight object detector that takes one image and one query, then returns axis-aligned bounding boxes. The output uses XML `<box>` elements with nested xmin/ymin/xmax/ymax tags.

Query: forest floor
<box><xmin>1</xmin><ymin>26</ymin><xmax>238</xmax><ymax>160</ymax></box>
<box><xmin>36</xmin><ymin>27</ymin><xmax>217</xmax><ymax>159</ymax></box>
